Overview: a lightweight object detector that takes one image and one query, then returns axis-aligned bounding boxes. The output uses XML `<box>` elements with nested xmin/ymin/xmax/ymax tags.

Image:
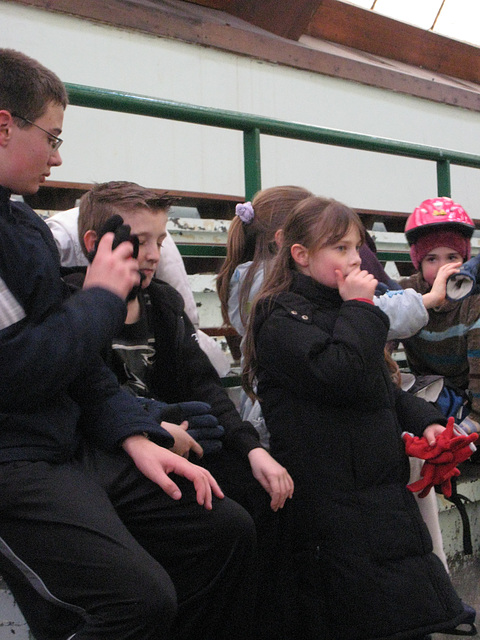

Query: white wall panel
<box><xmin>1</xmin><ymin>1</ymin><xmax>480</xmax><ymax>214</ymax></box>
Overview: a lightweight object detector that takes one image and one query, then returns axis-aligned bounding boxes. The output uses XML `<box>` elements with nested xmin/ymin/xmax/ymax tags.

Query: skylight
<box><xmin>344</xmin><ymin>0</ymin><xmax>480</xmax><ymax>47</ymax></box>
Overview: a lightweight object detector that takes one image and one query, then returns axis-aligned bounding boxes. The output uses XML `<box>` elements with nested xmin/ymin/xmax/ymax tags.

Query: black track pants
<box><xmin>0</xmin><ymin>444</ymin><xmax>257</xmax><ymax>640</ymax></box>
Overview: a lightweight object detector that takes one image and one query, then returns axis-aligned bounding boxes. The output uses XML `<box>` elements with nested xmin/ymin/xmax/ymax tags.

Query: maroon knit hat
<box><xmin>410</xmin><ymin>229</ymin><xmax>471</xmax><ymax>270</ymax></box>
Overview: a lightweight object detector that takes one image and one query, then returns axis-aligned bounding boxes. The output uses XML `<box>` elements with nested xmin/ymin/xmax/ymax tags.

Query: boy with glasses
<box><xmin>0</xmin><ymin>47</ymin><xmax>256</xmax><ymax>640</ymax></box>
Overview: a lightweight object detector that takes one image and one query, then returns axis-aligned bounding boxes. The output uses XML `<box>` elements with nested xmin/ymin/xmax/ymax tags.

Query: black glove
<box><xmin>446</xmin><ymin>253</ymin><xmax>480</xmax><ymax>302</ymax></box>
<box><xmin>86</xmin><ymin>214</ymin><xmax>144</xmax><ymax>301</ymax></box>
<box><xmin>138</xmin><ymin>398</ymin><xmax>224</xmax><ymax>455</ymax></box>
<box><xmin>187</xmin><ymin>415</ymin><xmax>225</xmax><ymax>455</ymax></box>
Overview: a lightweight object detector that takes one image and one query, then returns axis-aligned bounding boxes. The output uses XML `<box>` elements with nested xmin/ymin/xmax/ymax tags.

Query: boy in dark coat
<box><xmin>0</xmin><ymin>47</ymin><xmax>257</xmax><ymax>640</ymax></box>
<box><xmin>76</xmin><ymin>180</ymin><xmax>294</xmax><ymax>514</ymax></box>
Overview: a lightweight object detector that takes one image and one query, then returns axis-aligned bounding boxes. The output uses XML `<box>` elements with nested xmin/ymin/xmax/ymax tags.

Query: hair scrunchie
<box><xmin>235</xmin><ymin>202</ymin><xmax>254</xmax><ymax>224</ymax></box>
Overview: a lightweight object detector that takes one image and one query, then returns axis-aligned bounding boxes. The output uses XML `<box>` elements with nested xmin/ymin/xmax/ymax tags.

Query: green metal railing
<box><xmin>64</xmin><ymin>84</ymin><xmax>480</xmax><ymax>386</ymax></box>
<box><xmin>66</xmin><ymin>83</ymin><xmax>480</xmax><ymax>201</ymax></box>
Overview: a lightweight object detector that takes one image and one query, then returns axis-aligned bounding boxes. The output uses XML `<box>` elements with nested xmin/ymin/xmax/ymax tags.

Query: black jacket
<box><xmin>66</xmin><ymin>271</ymin><xmax>261</xmax><ymax>458</ymax></box>
<box><xmin>109</xmin><ymin>280</ymin><xmax>261</xmax><ymax>456</ymax></box>
<box><xmin>253</xmin><ymin>271</ymin><xmax>465</xmax><ymax>640</ymax></box>
<box><xmin>0</xmin><ymin>187</ymin><xmax>173</xmax><ymax>462</ymax></box>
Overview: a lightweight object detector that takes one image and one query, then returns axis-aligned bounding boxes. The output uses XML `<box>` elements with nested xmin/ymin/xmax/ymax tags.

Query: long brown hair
<box><xmin>216</xmin><ymin>186</ymin><xmax>313</xmax><ymax>328</ymax></box>
<box><xmin>384</xmin><ymin>346</ymin><xmax>402</xmax><ymax>387</ymax></box>
<box><xmin>242</xmin><ymin>196</ymin><xmax>365</xmax><ymax>396</ymax></box>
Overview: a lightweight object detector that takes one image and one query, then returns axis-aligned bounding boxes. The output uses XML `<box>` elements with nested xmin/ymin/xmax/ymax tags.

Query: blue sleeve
<box><xmin>228</xmin><ymin>262</ymin><xmax>264</xmax><ymax>336</ymax></box>
<box><xmin>70</xmin><ymin>358</ymin><xmax>175</xmax><ymax>450</ymax></box>
<box><xmin>0</xmin><ymin>286</ymin><xmax>128</xmax><ymax>409</ymax></box>
<box><xmin>374</xmin><ymin>288</ymin><xmax>428</xmax><ymax>340</ymax></box>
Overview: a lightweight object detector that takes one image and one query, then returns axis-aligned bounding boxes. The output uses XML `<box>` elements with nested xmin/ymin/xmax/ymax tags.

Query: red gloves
<box><xmin>402</xmin><ymin>418</ymin><xmax>478</xmax><ymax>498</ymax></box>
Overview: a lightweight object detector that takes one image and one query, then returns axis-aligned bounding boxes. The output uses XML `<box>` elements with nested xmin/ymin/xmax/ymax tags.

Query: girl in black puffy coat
<box><xmin>243</xmin><ymin>196</ymin><xmax>470</xmax><ymax>640</ymax></box>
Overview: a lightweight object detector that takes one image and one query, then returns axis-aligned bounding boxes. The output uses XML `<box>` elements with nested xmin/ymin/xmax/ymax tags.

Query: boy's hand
<box><xmin>336</xmin><ymin>267</ymin><xmax>377</xmax><ymax>302</ymax></box>
<box><xmin>138</xmin><ymin>398</ymin><xmax>224</xmax><ymax>455</ymax></box>
<box><xmin>422</xmin><ymin>261</ymin><xmax>462</xmax><ymax>309</ymax></box>
<box><xmin>122</xmin><ymin>435</ymin><xmax>224</xmax><ymax>509</ymax></box>
<box><xmin>160</xmin><ymin>420</ymin><xmax>204</xmax><ymax>459</ymax></box>
<box><xmin>84</xmin><ymin>232</ymin><xmax>141</xmax><ymax>301</ymax></box>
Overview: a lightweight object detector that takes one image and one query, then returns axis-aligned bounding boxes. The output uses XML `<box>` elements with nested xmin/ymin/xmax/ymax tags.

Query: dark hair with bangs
<box><xmin>242</xmin><ymin>196</ymin><xmax>364</xmax><ymax>396</ymax></box>
<box><xmin>288</xmin><ymin>197</ymin><xmax>364</xmax><ymax>254</ymax></box>
<box><xmin>78</xmin><ymin>181</ymin><xmax>173</xmax><ymax>256</ymax></box>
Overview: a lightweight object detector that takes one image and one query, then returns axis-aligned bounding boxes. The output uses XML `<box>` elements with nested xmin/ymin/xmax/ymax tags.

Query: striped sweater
<box><xmin>400</xmin><ymin>272</ymin><xmax>480</xmax><ymax>433</ymax></box>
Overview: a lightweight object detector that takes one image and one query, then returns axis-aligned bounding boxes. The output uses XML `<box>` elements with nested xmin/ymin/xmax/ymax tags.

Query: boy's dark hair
<box><xmin>0</xmin><ymin>48</ymin><xmax>68</xmax><ymax>123</ymax></box>
<box><xmin>78</xmin><ymin>181</ymin><xmax>172</xmax><ymax>256</ymax></box>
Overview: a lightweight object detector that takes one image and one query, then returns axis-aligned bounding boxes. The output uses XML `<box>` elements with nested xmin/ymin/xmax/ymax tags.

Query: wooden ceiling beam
<box><xmin>9</xmin><ymin>0</ymin><xmax>480</xmax><ymax>112</ymax></box>
<box><xmin>183</xmin><ymin>0</ymin><xmax>321</xmax><ymax>40</ymax></box>
<box><xmin>307</xmin><ymin>0</ymin><xmax>480</xmax><ymax>86</ymax></box>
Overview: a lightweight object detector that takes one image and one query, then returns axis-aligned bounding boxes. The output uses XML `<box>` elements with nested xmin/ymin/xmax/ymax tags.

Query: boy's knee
<box><xmin>137</xmin><ymin>570</ymin><xmax>178</xmax><ymax>630</ymax></box>
<box><xmin>216</xmin><ymin>496</ymin><xmax>257</xmax><ymax>551</ymax></box>
<box><xmin>104</xmin><ymin>565</ymin><xmax>178</xmax><ymax>637</ymax></box>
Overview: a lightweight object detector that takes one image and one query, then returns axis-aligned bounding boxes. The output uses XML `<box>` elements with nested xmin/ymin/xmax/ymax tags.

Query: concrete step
<box><xmin>437</xmin><ymin>462</ymin><xmax>480</xmax><ymax>562</ymax></box>
<box><xmin>0</xmin><ymin>579</ymin><xmax>30</xmax><ymax>638</ymax></box>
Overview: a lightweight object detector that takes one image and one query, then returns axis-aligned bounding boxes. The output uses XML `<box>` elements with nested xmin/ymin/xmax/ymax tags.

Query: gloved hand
<box><xmin>402</xmin><ymin>417</ymin><xmax>478</xmax><ymax>498</ymax></box>
<box><xmin>446</xmin><ymin>253</ymin><xmax>480</xmax><ymax>302</ymax></box>
<box><xmin>138</xmin><ymin>397</ymin><xmax>224</xmax><ymax>455</ymax></box>
<box><xmin>86</xmin><ymin>214</ymin><xmax>144</xmax><ymax>301</ymax></box>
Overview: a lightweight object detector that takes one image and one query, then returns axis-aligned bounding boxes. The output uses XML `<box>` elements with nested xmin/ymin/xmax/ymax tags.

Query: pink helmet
<box><xmin>405</xmin><ymin>197</ymin><xmax>474</xmax><ymax>245</ymax></box>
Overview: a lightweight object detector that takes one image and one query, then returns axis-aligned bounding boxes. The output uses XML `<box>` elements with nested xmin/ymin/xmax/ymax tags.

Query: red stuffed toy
<box><xmin>402</xmin><ymin>417</ymin><xmax>478</xmax><ymax>498</ymax></box>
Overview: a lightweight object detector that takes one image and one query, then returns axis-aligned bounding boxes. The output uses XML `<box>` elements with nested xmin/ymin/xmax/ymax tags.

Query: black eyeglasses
<box><xmin>11</xmin><ymin>113</ymin><xmax>63</xmax><ymax>153</ymax></box>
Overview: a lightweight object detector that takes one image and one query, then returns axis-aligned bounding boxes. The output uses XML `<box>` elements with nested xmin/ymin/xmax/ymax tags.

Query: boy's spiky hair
<box><xmin>78</xmin><ymin>181</ymin><xmax>173</xmax><ymax>256</ymax></box>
